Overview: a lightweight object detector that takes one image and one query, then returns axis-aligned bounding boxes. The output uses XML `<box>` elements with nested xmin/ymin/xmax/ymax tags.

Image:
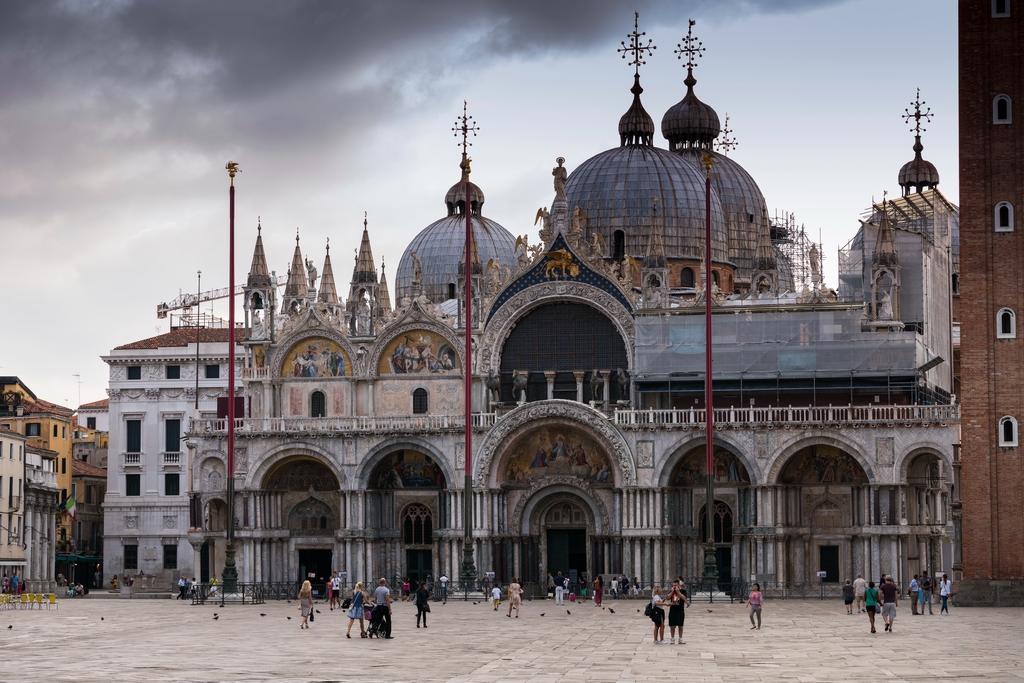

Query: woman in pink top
<box><xmin>746</xmin><ymin>583</ymin><xmax>764</xmax><ymax>629</ymax></box>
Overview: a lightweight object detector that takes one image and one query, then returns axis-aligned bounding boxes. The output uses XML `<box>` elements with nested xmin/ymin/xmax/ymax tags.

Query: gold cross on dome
<box><xmin>674</xmin><ymin>19</ymin><xmax>704</xmax><ymax>71</ymax></box>
<box><xmin>618</xmin><ymin>11</ymin><xmax>656</xmax><ymax>76</ymax></box>
<box><xmin>715</xmin><ymin>113</ymin><xmax>738</xmax><ymax>155</ymax></box>
<box><xmin>452</xmin><ymin>100</ymin><xmax>480</xmax><ymax>156</ymax></box>
<box><xmin>902</xmin><ymin>88</ymin><xmax>933</xmax><ymax>136</ymax></box>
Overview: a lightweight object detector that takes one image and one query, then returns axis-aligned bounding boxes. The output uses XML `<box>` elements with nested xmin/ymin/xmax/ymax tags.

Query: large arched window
<box><xmin>403</xmin><ymin>504</ymin><xmax>433</xmax><ymax>545</ymax></box>
<box><xmin>699</xmin><ymin>501</ymin><xmax>733</xmax><ymax>543</ymax></box>
<box><xmin>1000</xmin><ymin>416</ymin><xmax>1018</xmax><ymax>447</ymax></box>
<box><xmin>499</xmin><ymin>302</ymin><xmax>629</xmax><ymax>403</ymax></box>
<box><xmin>412</xmin><ymin>388</ymin><xmax>429</xmax><ymax>414</ymax></box>
<box><xmin>310</xmin><ymin>390</ymin><xmax>326</xmax><ymax>418</ymax></box>
<box><xmin>994</xmin><ymin>95</ymin><xmax>1012</xmax><ymax>124</ymax></box>
<box><xmin>995</xmin><ymin>202</ymin><xmax>1014</xmax><ymax>232</ymax></box>
<box><xmin>680</xmin><ymin>267</ymin><xmax>695</xmax><ymax>288</ymax></box>
<box><xmin>997</xmin><ymin>308</ymin><xmax>1016</xmax><ymax>338</ymax></box>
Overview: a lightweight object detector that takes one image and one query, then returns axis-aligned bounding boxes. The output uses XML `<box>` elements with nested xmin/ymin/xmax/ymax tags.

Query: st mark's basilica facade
<box><xmin>168</xmin><ymin>25</ymin><xmax>960</xmax><ymax>592</ymax></box>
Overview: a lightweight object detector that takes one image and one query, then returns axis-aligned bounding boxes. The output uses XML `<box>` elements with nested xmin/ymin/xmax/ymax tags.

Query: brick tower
<box><xmin>959</xmin><ymin>0</ymin><xmax>1024</xmax><ymax>605</ymax></box>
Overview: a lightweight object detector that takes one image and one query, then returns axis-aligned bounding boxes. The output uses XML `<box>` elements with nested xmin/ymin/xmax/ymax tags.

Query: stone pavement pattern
<box><xmin>0</xmin><ymin>596</ymin><xmax>1021</xmax><ymax>682</ymax></box>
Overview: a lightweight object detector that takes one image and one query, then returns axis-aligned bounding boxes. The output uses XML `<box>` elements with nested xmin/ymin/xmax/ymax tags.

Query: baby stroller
<box><xmin>366</xmin><ymin>605</ymin><xmax>388</xmax><ymax>639</ymax></box>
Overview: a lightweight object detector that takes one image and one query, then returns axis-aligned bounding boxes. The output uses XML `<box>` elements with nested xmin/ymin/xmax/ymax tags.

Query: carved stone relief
<box><xmin>755</xmin><ymin>432</ymin><xmax>770</xmax><ymax>460</ymax></box>
<box><xmin>636</xmin><ymin>440</ymin><xmax>654</xmax><ymax>468</ymax></box>
<box><xmin>876</xmin><ymin>437</ymin><xmax>895</xmax><ymax>466</ymax></box>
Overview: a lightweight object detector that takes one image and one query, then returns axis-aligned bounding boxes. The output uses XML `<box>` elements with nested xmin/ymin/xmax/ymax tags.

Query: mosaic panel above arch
<box><xmin>670</xmin><ymin>446</ymin><xmax>751</xmax><ymax>487</ymax></box>
<box><xmin>378</xmin><ymin>330</ymin><xmax>461</xmax><ymax>375</ymax></box>
<box><xmin>281</xmin><ymin>337</ymin><xmax>350</xmax><ymax>378</ymax></box>
<box><xmin>263</xmin><ymin>458</ymin><xmax>339</xmax><ymax>491</ymax></box>
<box><xmin>501</xmin><ymin>425</ymin><xmax>613</xmax><ymax>485</ymax></box>
<box><xmin>369</xmin><ymin>450</ymin><xmax>446</xmax><ymax>489</ymax></box>
<box><xmin>779</xmin><ymin>445</ymin><xmax>868</xmax><ymax>485</ymax></box>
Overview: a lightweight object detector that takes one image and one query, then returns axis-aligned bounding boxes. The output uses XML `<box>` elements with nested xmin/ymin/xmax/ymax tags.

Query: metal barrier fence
<box><xmin>190</xmin><ymin>582</ymin><xmax>266</xmax><ymax>605</ymax></box>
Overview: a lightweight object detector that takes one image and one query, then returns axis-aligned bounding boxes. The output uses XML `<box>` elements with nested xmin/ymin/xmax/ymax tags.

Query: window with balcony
<box><xmin>165</xmin><ymin>473</ymin><xmax>179</xmax><ymax>496</ymax></box>
<box><xmin>127</xmin><ymin>366</ymin><xmax>142</xmax><ymax>380</ymax></box>
<box><xmin>1000</xmin><ymin>416</ymin><xmax>1018</xmax><ymax>447</ymax></box>
<box><xmin>310</xmin><ymin>391</ymin><xmax>326</xmax><ymax>418</ymax></box>
<box><xmin>165</xmin><ymin>418</ymin><xmax>181</xmax><ymax>453</ymax></box>
<box><xmin>124</xmin><ymin>544</ymin><xmax>138</xmax><ymax>569</ymax></box>
<box><xmin>126</xmin><ymin>419</ymin><xmax>141</xmax><ymax>453</ymax></box>
<box><xmin>412</xmin><ymin>388</ymin><xmax>429</xmax><ymax>414</ymax></box>
<box><xmin>126</xmin><ymin>474</ymin><xmax>140</xmax><ymax>497</ymax></box>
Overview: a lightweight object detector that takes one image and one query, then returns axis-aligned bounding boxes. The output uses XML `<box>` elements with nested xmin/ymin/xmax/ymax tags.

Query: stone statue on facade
<box><xmin>615</xmin><ymin>368</ymin><xmax>630</xmax><ymax>404</ymax></box>
<box><xmin>552</xmin><ymin>157</ymin><xmax>567</xmax><ymax>201</ymax></box>
<box><xmin>590</xmin><ymin>370</ymin><xmax>605</xmax><ymax>406</ymax></box>
<box><xmin>512</xmin><ymin>370</ymin><xmax>529</xmax><ymax>404</ymax></box>
<box><xmin>356</xmin><ymin>297</ymin><xmax>371</xmax><ymax>334</ymax></box>
<box><xmin>809</xmin><ymin>243</ymin><xmax>821</xmax><ymax>282</ymax></box>
<box><xmin>305</xmin><ymin>258</ymin><xmax>318</xmax><ymax>291</ymax></box>
<box><xmin>251</xmin><ymin>308</ymin><xmax>266</xmax><ymax>340</ymax></box>
<box><xmin>410</xmin><ymin>251</ymin><xmax>423</xmax><ymax>295</ymax></box>
<box><xmin>485</xmin><ymin>368</ymin><xmax>502</xmax><ymax>407</ymax></box>
<box><xmin>878</xmin><ymin>289</ymin><xmax>893</xmax><ymax>320</ymax></box>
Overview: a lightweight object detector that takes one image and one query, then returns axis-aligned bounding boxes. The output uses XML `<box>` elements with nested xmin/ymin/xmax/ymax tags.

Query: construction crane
<box><xmin>157</xmin><ymin>273</ymin><xmax>285</xmax><ymax>319</ymax></box>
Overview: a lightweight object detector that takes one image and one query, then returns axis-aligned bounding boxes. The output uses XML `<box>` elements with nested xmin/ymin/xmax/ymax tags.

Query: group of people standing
<box><xmin>842</xmin><ymin>571</ymin><xmax>953</xmax><ymax>634</ymax></box>
<box><xmin>648</xmin><ymin>579</ymin><xmax>692</xmax><ymax>644</ymax></box>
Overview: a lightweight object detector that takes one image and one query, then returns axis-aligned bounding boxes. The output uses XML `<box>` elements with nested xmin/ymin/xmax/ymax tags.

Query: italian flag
<box><xmin>63</xmin><ymin>495</ymin><xmax>77</xmax><ymax>520</ymax></box>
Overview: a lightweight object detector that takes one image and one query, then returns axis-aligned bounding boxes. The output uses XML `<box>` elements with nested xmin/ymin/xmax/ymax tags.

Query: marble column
<box><xmin>574</xmin><ymin>372</ymin><xmax>586</xmax><ymax>403</ymax></box>
<box><xmin>544</xmin><ymin>371</ymin><xmax>556</xmax><ymax>400</ymax></box>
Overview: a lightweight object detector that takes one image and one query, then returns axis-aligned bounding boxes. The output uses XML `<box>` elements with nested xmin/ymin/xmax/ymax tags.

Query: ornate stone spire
<box><xmin>351</xmin><ymin>214</ymin><xmax>378</xmax><ymax>285</ymax></box>
<box><xmin>281</xmin><ymin>228</ymin><xmax>308</xmax><ymax>314</ymax></box>
<box><xmin>750</xmin><ymin>220</ymin><xmax>778</xmax><ymax>297</ymax></box>
<box><xmin>873</xmin><ymin>198</ymin><xmax>900</xmax><ymax>268</ymax></box>
<box><xmin>317</xmin><ymin>238</ymin><xmax>339</xmax><ymax>307</ymax></box>
<box><xmin>617</xmin><ymin>12</ymin><xmax>656</xmax><ymax>147</ymax></box>
<box><xmin>376</xmin><ymin>257</ymin><xmax>392</xmax><ymax>316</ymax></box>
<box><xmin>247</xmin><ymin>219</ymin><xmax>272</xmax><ymax>288</ymax></box>
<box><xmin>641</xmin><ymin>200</ymin><xmax>669</xmax><ymax>309</ymax></box>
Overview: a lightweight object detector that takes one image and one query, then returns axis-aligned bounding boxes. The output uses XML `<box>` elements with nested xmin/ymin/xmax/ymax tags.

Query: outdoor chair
<box><xmin>19</xmin><ymin>594</ymin><xmax>30</xmax><ymax>609</ymax></box>
<box><xmin>34</xmin><ymin>594</ymin><xmax>44</xmax><ymax>609</ymax></box>
<box><xmin>48</xmin><ymin>594</ymin><xmax>57</xmax><ymax>609</ymax></box>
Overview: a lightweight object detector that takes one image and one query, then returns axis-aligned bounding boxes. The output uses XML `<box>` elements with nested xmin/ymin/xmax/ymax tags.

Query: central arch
<box><xmin>475</xmin><ymin>400</ymin><xmax>635</xmax><ymax>487</ymax></box>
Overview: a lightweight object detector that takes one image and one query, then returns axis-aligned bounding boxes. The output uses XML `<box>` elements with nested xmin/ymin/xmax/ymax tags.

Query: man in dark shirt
<box><xmin>554</xmin><ymin>571</ymin><xmax>566</xmax><ymax>605</ymax></box>
<box><xmin>919</xmin><ymin>571</ymin><xmax>934</xmax><ymax>615</ymax></box>
<box><xmin>878</xmin><ymin>575</ymin><xmax>899</xmax><ymax>632</ymax></box>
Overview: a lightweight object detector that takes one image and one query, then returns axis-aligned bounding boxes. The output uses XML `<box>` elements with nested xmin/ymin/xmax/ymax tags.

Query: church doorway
<box><xmin>406</xmin><ymin>549</ymin><xmax>432</xmax><ymax>586</ymax></box>
<box><xmin>546</xmin><ymin>529</ymin><xmax>587</xmax><ymax>580</ymax></box>
<box><xmin>200</xmin><ymin>541</ymin><xmax>211</xmax><ymax>583</ymax></box>
<box><xmin>298</xmin><ymin>549</ymin><xmax>332</xmax><ymax>596</ymax></box>
<box><xmin>819</xmin><ymin>545</ymin><xmax>840</xmax><ymax>583</ymax></box>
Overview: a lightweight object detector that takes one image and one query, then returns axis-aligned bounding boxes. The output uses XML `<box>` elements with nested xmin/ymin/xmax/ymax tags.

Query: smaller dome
<box><xmin>445</xmin><ymin>179</ymin><xmax>485</xmax><ymax>216</ymax></box>
<box><xmin>898</xmin><ymin>136</ymin><xmax>939</xmax><ymax>195</ymax></box>
<box><xmin>662</xmin><ymin>70</ymin><xmax>720</xmax><ymax>151</ymax></box>
<box><xmin>619</xmin><ymin>75</ymin><xmax>655</xmax><ymax>146</ymax></box>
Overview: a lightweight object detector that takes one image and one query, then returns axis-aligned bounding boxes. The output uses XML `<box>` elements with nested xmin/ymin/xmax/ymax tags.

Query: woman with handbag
<box><xmin>298</xmin><ymin>580</ymin><xmax>313</xmax><ymax>629</ymax></box>
<box><xmin>649</xmin><ymin>586</ymin><xmax>667</xmax><ymax>644</ymax></box>
<box><xmin>346</xmin><ymin>581</ymin><xmax>370</xmax><ymax>638</ymax></box>
<box><xmin>507</xmin><ymin>577</ymin><xmax>523</xmax><ymax>618</ymax></box>
<box><xmin>415</xmin><ymin>581</ymin><xmax>431</xmax><ymax>628</ymax></box>
<box><xmin>593</xmin><ymin>575</ymin><xmax>604</xmax><ymax>608</ymax></box>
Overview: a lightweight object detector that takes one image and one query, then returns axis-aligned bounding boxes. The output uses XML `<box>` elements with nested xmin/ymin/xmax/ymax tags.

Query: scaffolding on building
<box><xmin>770</xmin><ymin>209</ymin><xmax>821</xmax><ymax>294</ymax></box>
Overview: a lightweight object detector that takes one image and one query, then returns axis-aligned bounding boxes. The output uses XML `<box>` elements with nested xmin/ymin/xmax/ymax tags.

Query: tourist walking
<box><xmin>611</xmin><ymin>576</ymin><xmax>618</xmax><ymax>600</ymax></box>
<box><xmin>579</xmin><ymin>574</ymin><xmax>588</xmax><ymax>601</ymax></box>
<box><xmin>492</xmin><ymin>584</ymin><xmax>502</xmax><ymax>610</ymax></box>
<box><xmin>374</xmin><ymin>578</ymin><xmax>393</xmax><ymax>638</ymax></box>
<box><xmin>402</xmin><ymin>577</ymin><xmax>411</xmax><ymax>602</ymax></box>
<box><xmin>667</xmin><ymin>580</ymin><xmax>690</xmax><ymax>644</ymax></box>
<box><xmin>346</xmin><ymin>581</ymin><xmax>370</xmax><ymax>638</ymax></box>
<box><xmin>939</xmin><ymin>574</ymin><xmax>952</xmax><ymax>614</ymax></box>
<box><xmin>593</xmin><ymin>575</ymin><xmax>604</xmax><ymax>607</ymax></box>
<box><xmin>909</xmin><ymin>575</ymin><xmax>920</xmax><ymax>615</ymax></box>
<box><xmin>864</xmin><ymin>581</ymin><xmax>880</xmax><ymax>633</ymax></box>
<box><xmin>879</xmin><ymin>576</ymin><xmax>898</xmax><ymax>632</ymax></box>
<box><xmin>415</xmin><ymin>581</ymin><xmax>431</xmax><ymax>628</ymax></box>
<box><xmin>842</xmin><ymin>579</ymin><xmax>854</xmax><ymax>614</ymax></box>
<box><xmin>508</xmin><ymin>577</ymin><xmax>523</xmax><ymax>618</ymax></box>
<box><xmin>919</xmin><ymin>571</ymin><xmax>933</xmax><ymax>614</ymax></box>
<box><xmin>554</xmin><ymin>571</ymin><xmax>566</xmax><ymax>605</ymax></box>
<box><xmin>439</xmin><ymin>573</ymin><xmax>448</xmax><ymax>603</ymax></box>
<box><xmin>853</xmin><ymin>574</ymin><xmax>867</xmax><ymax>613</ymax></box>
<box><xmin>177</xmin><ymin>575</ymin><xmax>187</xmax><ymax>600</ymax></box>
<box><xmin>620</xmin><ymin>576</ymin><xmax>630</xmax><ymax>599</ymax></box>
<box><xmin>649</xmin><ymin>586</ymin><xmax>666</xmax><ymax>644</ymax></box>
<box><xmin>632</xmin><ymin>576</ymin><xmax>640</xmax><ymax>599</ymax></box>
<box><xmin>746</xmin><ymin>583</ymin><xmax>764</xmax><ymax>630</ymax></box>
<box><xmin>330</xmin><ymin>572</ymin><xmax>342</xmax><ymax>610</ymax></box>
<box><xmin>298</xmin><ymin>580</ymin><xmax>313</xmax><ymax>629</ymax></box>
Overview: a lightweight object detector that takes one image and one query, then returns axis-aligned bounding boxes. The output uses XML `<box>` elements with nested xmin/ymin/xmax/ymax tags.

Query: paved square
<box><xmin>1</xmin><ymin>595</ymin><xmax>1021</xmax><ymax>682</ymax></box>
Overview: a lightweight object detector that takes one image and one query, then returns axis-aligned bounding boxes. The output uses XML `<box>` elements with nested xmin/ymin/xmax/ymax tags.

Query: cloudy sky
<box><xmin>0</xmin><ymin>0</ymin><xmax>957</xmax><ymax>408</ymax></box>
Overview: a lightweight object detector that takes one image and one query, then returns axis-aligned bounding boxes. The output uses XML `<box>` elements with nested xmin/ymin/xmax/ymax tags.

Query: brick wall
<box><xmin>959</xmin><ymin>0</ymin><xmax>1024</xmax><ymax>582</ymax></box>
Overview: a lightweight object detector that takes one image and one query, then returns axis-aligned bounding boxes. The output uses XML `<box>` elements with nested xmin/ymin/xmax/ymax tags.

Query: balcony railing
<box><xmin>189</xmin><ymin>414</ymin><xmax>477</xmax><ymax>436</ymax></box>
<box><xmin>122</xmin><ymin>452</ymin><xmax>142</xmax><ymax>465</ymax></box>
<box><xmin>612</xmin><ymin>403</ymin><xmax>960</xmax><ymax>429</ymax></box>
<box><xmin>6</xmin><ymin>496</ymin><xmax>21</xmax><ymax>510</ymax></box>
<box><xmin>241</xmin><ymin>367</ymin><xmax>270</xmax><ymax>380</ymax></box>
<box><xmin>26</xmin><ymin>468</ymin><xmax>57</xmax><ymax>487</ymax></box>
<box><xmin>162</xmin><ymin>452</ymin><xmax>181</xmax><ymax>466</ymax></box>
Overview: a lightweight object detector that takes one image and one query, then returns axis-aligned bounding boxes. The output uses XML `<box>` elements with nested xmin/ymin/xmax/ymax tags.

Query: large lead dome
<box><xmin>396</xmin><ymin>167</ymin><xmax>516</xmax><ymax>305</ymax></box>
<box><xmin>563</xmin><ymin>74</ymin><xmax>729</xmax><ymax>263</ymax></box>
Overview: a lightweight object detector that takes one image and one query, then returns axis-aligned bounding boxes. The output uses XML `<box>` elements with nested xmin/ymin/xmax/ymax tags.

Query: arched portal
<box><xmin>498</xmin><ymin>302</ymin><xmax>628</xmax><ymax>403</ymax></box>
<box><xmin>905</xmin><ymin>451</ymin><xmax>950</xmax><ymax>575</ymax></box>
<box><xmin>776</xmin><ymin>444</ymin><xmax>869</xmax><ymax>584</ymax></box>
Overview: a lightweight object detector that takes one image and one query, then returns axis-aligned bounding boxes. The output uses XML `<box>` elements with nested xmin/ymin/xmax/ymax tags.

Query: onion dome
<box><xmin>564</xmin><ymin>145</ymin><xmax>728</xmax><ymax>263</ymax></box>
<box><xmin>675</xmin><ymin>148</ymin><xmax>769</xmax><ymax>280</ymax></box>
<box><xmin>619</xmin><ymin>75</ymin><xmax>655</xmax><ymax>146</ymax></box>
<box><xmin>662</xmin><ymin>69</ymin><xmax>720</xmax><ymax>151</ymax></box>
<box><xmin>898</xmin><ymin>135</ymin><xmax>939</xmax><ymax>196</ymax></box>
<box><xmin>396</xmin><ymin>162</ymin><xmax>516</xmax><ymax>305</ymax></box>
